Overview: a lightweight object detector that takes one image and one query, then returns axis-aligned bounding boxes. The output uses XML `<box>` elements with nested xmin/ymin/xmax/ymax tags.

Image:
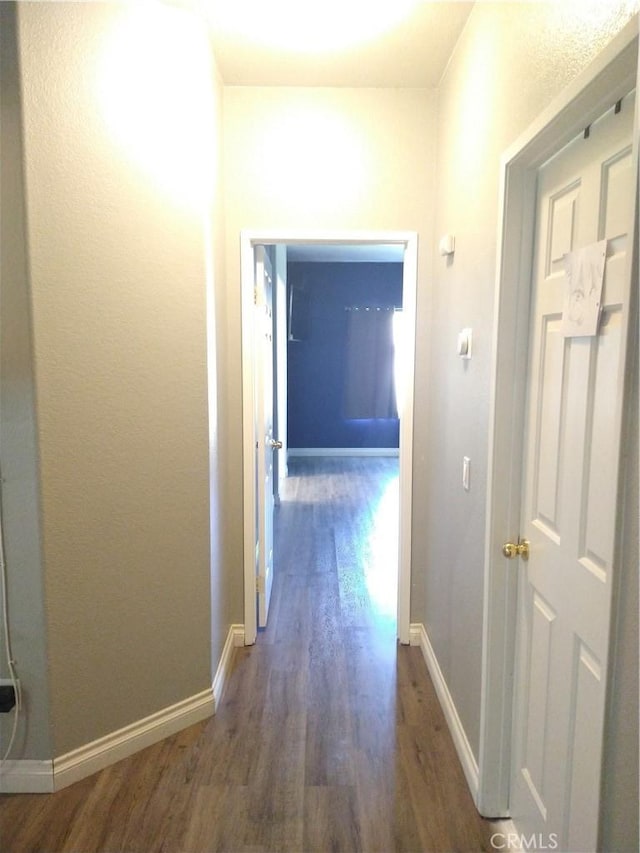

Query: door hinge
<box><xmin>256</xmin><ymin>576</ymin><xmax>265</xmax><ymax>594</ymax></box>
<box><xmin>254</xmin><ymin>286</ymin><xmax>258</xmax><ymax>305</ymax></box>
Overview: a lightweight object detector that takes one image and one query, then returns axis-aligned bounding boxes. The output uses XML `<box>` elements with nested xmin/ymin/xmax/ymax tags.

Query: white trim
<box><xmin>241</xmin><ymin>232</ymin><xmax>258</xmax><ymax>646</ymax></box>
<box><xmin>212</xmin><ymin>623</ymin><xmax>244</xmax><ymax>709</ymax></box>
<box><xmin>409</xmin><ymin>623</ymin><xmax>479</xmax><ymax>802</ymax></box>
<box><xmin>241</xmin><ymin>229</ymin><xmax>417</xmax><ymax>647</ymax></box>
<box><xmin>0</xmin><ymin>759</ymin><xmax>54</xmax><ymax>794</ymax></box>
<box><xmin>0</xmin><ymin>624</ymin><xmax>245</xmax><ymax>795</ymax></box>
<box><xmin>287</xmin><ymin>447</ymin><xmax>399</xmax><ymax>457</ymax></box>
<box><xmin>397</xmin><ymin>235</ymin><xmax>417</xmax><ymax>645</ymax></box>
<box><xmin>480</xmin><ymin>16</ymin><xmax>639</xmax><ymax>819</ymax></box>
<box><xmin>53</xmin><ymin>688</ymin><xmax>214</xmax><ymax>791</ymax></box>
<box><xmin>489</xmin><ymin>820</ymin><xmax>523</xmax><ymax>852</ymax></box>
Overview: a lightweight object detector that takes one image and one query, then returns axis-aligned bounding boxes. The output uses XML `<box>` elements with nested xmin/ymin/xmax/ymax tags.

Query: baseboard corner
<box><xmin>53</xmin><ymin>688</ymin><xmax>214</xmax><ymax>791</ymax></box>
<box><xmin>212</xmin><ymin>623</ymin><xmax>244</xmax><ymax>710</ymax></box>
<box><xmin>231</xmin><ymin>624</ymin><xmax>245</xmax><ymax>647</ymax></box>
<box><xmin>5</xmin><ymin>626</ymin><xmax>246</xmax><ymax>795</ymax></box>
<box><xmin>0</xmin><ymin>759</ymin><xmax>54</xmax><ymax>794</ymax></box>
<box><xmin>409</xmin><ymin>622</ymin><xmax>424</xmax><ymax>647</ymax></box>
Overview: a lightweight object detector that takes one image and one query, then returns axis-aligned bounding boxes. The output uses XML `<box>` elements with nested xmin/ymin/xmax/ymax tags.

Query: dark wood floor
<box><xmin>1</xmin><ymin>457</ymin><xmax>500</xmax><ymax>852</ymax></box>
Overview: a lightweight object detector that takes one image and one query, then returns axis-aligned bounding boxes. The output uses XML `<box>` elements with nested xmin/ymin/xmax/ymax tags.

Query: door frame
<box><xmin>240</xmin><ymin>229</ymin><xmax>418</xmax><ymax>646</ymax></box>
<box><xmin>477</xmin><ymin>17</ymin><xmax>639</xmax><ymax>817</ymax></box>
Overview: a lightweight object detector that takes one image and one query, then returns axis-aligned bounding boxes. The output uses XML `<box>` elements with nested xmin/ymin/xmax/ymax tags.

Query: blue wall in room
<box><xmin>287</xmin><ymin>261</ymin><xmax>402</xmax><ymax>449</ymax></box>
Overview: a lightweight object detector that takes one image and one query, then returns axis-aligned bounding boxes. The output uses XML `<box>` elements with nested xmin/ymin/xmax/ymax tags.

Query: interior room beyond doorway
<box><xmin>241</xmin><ymin>231</ymin><xmax>418</xmax><ymax>647</ymax></box>
<box><xmin>265</xmin><ymin>242</ymin><xmax>407</xmax><ymax>640</ymax></box>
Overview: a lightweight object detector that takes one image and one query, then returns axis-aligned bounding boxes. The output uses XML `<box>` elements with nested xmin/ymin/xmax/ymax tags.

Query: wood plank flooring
<box><xmin>1</xmin><ymin>457</ymin><xmax>501</xmax><ymax>852</ymax></box>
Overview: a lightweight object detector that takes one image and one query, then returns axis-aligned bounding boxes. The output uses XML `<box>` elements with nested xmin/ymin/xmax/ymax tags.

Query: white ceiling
<box><xmin>207</xmin><ymin>1</ymin><xmax>474</xmax><ymax>88</ymax></box>
<box><xmin>287</xmin><ymin>243</ymin><xmax>405</xmax><ymax>263</ymax></box>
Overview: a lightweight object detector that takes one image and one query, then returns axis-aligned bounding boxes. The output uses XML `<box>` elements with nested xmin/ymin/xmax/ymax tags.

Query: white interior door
<box><xmin>255</xmin><ymin>246</ymin><xmax>276</xmax><ymax>627</ymax></box>
<box><xmin>510</xmin><ymin>92</ymin><xmax>635</xmax><ymax>851</ymax></box>
<box><xmin>274</xmin><ymin>244</ymin><xmax>288</xmax><ymax>496</ymax></box>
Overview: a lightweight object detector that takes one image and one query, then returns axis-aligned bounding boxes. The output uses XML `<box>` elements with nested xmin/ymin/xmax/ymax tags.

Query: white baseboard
<box><xmin>1</xmin><ymin>625</ymin><xmax>246</xmax><ymax>794</ymax></box>
<box><xmin>288</xmin><ymin>447</ymin><xmax>399</xmax><ymax>457</ymax></box>
<box><xmin>409</xmin><ymin>622</ymin><xmax>479</xmax><ymax>803</ymax></box>
<box><xmin>54</xmin><ymin>687</ymin><xmax>214</xmax><ymax>791</ymax></box>
<box><xmin>212</xmin><ymin>624</ymin><xmax>244</xmax><ymax>710</ymax></box>
<box><xmin>489</xmin><ymin>819</ymin><xmax>522</xmax><ymax>850</ymax></box>
<box><xmin>0</xmin><ymin>759</ymin><xmax>54</xmax><ymax>793</ymax></box>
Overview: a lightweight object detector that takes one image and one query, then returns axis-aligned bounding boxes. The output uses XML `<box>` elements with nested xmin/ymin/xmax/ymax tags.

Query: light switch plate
<box><xmin>457</xmin><ymin>328</ymin><xmax>472</xmax><ymax>359</ymax></box>
<box><xmin>463</xmin><ymin>456</ymin><xmax>471</xmax><ymax>491</ymax></box>
<box><xmin>439</xmin><ymin>234</ymin><xmax>455</xmax><ymax>256</ymax></box>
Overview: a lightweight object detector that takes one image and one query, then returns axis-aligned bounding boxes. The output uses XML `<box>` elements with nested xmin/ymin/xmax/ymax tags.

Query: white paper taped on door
<box><xmin>561</xmin><ymin>239</ymin><xmax>607</xmax><ymax>337</ymax></box>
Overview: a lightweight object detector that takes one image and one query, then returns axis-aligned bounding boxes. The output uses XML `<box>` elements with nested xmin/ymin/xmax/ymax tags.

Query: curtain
<box><xmin>343</xmin><ymin>308</ymin><xmax>397</xmax><ymax>419</ymax></box>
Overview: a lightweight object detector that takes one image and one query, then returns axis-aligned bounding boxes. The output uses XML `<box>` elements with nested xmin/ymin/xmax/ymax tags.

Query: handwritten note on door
<box><xmin>561</xmin><ymin>240</ymin><xmax>607</xmax><ymax>337</ymax></box>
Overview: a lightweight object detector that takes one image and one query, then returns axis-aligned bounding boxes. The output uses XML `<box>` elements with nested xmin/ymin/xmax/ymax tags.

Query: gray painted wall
<box><xmin>427</xmin><ymin>2</ymin><xmax>639</xmax><ymax>848</ymax></box>
<box><xmin>222</xmin><ymin>85</ymin><xmax>438</xmax><ymax>631</ymax></box>
<box><xmin>0</xmin><ymin>1</ymin><xmax>52</xmax><ymax>760</ymax></box>
<box><xmin>7</xmin><ymin>1</ymin><xmax>219</xmax><ymax>757</ymax></box>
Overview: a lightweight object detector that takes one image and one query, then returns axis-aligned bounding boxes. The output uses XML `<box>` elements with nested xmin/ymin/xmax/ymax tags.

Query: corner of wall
<box><xmin>0</xmin><ymin>0</ymin><xmax>53</xmax><ymax>766</ymax></box>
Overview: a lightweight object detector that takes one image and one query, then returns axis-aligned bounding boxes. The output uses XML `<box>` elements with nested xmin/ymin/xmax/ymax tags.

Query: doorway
<box><xmin>281</xmin><ymin>245</ymin><xmax>404</xmax><ymax>638</ymax></box>
<box><xmin>240</xmin><ymin>230</ymin><xmax>418</xmax><ymax>647</ymax></box>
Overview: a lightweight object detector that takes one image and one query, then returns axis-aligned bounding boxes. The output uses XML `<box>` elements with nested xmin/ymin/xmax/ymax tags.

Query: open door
<box><xmin>255</xmin><ymin>246</ymin><xmax>278</xmax><ymax>627</ymax></box>
<box><xmin>273</xmin><ymin>244</ymin><xmax>288</xmax><ymax>501</ymax></box>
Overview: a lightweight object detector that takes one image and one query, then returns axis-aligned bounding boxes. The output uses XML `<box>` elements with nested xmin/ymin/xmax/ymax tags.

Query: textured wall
<box><xmin>426</xmin><ymin>0</ymin><xmax>639</xmax><ymax>837</ymax></box>
<box><xmin>16</xmin><ymin>1</ymin><xmax>216</xmax><ymax>755</ymax></box>
<box><xmin>223</xmin><ymin>85</ymin><xmax>437</xmax><ymax>618</ymax></box>
<box><xmin>0</xmin><ymin>2</ymin><xmax>52</xmax><ymax>761</ymax></box>
<box><xmin>287</xmin><ymin>262</ymin><xmax>402</xmax><ymax>450</ymax></box>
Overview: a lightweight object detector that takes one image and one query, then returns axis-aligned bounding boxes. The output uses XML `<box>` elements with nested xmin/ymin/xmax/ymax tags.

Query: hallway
<box><xmin>1</xmin><ymin>458</ymin><xmax>500</xmax><ymax>852</ymax></box>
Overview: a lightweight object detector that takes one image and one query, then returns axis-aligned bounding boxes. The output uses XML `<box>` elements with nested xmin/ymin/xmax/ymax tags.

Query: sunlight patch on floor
<box><xmin>364</xmin><ymin>473</ymin><xmax>399</xmax><ymax>620</ymax></box>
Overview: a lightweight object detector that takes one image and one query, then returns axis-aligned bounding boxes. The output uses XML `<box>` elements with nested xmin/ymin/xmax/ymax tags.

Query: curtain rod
<box><xmin>344</xmin><ymin>305</ymin><xmax>401</xmax><ymax>311</ymax></box>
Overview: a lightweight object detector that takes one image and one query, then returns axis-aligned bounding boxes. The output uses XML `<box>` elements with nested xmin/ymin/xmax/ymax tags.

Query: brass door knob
<box><xmin>269</xmin><ymin>439</ymin><xmax>283</xmax><ymax>450</ymax></box>
<box><xmin>502</xmin><ymin>539</ymin><xmax>529</xmax><ymax>560</ymax></box>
